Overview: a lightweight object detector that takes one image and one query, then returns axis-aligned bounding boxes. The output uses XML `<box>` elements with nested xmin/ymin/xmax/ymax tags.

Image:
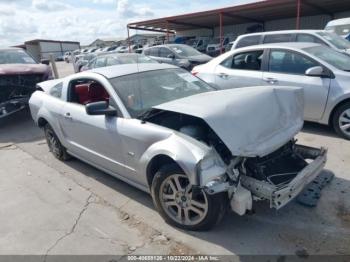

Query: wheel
<box><xmin>151</xmin><ymin>164</ymin><xmax>227</xmax><ymax>231</ymax></box>
<box><xmin>44</xmin><ymin>124</ymin><xmax>71</xmax><ymax>161</ymax></box>
<box><xmin>332</xmin><ymin>102</ymin><xmax>350</xmax><ymax>140</ymax></box>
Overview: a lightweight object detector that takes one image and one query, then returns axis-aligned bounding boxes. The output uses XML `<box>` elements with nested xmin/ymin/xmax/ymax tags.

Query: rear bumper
<box><xmin>240</xmin><ymin>145</ymin><xmax>327</xmax><ymax>209</ymax></box>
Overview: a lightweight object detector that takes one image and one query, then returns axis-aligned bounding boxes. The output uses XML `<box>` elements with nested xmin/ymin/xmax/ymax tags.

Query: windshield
<box><xmin>209</xmin><ymin>38</ymin><xmax>220</xmax><ymax>44</ymax></box>
<box><xmin>0</xmin><ymin>50</ymin><xmax>36</xmax><ymax>64</ymax></box>
<box><xmin>109</xmin><ymin>68</ymin><xmax>215</xmax><ymax>118</ymax></box>
<box><xmin>106</xmin><ymin>55</ymin><xmax>157</xmax><ymax>65</ymax></box>
<box><xmin>317</xmin><ymin>32</ymin><xmax>350</xmax><ymax>50</ymax></box>
<box><xmin>304</xmin><ymin>45</ymin><xmax>350</xmax><ymax>71</ymax></box>
<box><xmin>326</xmin><ymin>24</ymin><xmax>350</xmax><ymax>36</ymax></box>
<box><xmin>168</xmin><ymin>45</ymin><xmax>202</xmax><ymax>57</ymax></box>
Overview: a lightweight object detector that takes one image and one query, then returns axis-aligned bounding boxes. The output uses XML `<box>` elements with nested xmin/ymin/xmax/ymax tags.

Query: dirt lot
<box><xmin>0</xmin><ymin>62</ymin><xmax>349</xmax><ymax>258</ymax></box>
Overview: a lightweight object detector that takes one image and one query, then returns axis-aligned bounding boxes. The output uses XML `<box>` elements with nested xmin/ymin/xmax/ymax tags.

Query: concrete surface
<box><xmin>0</xmin><ymin>62</ymin><xmax>349</xmax><ymax>257</ymax></box>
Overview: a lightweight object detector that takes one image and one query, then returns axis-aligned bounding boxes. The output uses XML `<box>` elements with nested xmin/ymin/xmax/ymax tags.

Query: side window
<box><xmin>95</xmin><ymin>57</ymin><xmax>106</xmax><ymax>68</ymax></box>
<box><xmin>143</xmin><ymin>49</ymin><xmax>150</xmax><ymax>56</ymax></box>
<box><xmin>236</xmin><ymin>35</ymin><xmax>261</xmax><ymax>48</ymax></box>
<box><xmin>149</xmin><ymin>48</ymin><xmax>159</xmax><ymax>57</ymax></box>
<box><xmin>159</xmin><ymin>47</ymin><xmax>172</xmax><ymax>58</ymax></box>
<box><xmin>263</xmin><ymin>34</ymin><xmax>293</xmax><ymax>43</ymax></box>
<box><xmin>68</xmin><ymin>79</ymin><xmax>110</xmax><ymax>106</ymax></box>
<box><xmin>106</xmin><ymin>57</ymin><xmax>120</xmax><ymax>66</ymax></box>
<box><xmin>296</xmin><ymin>34</ymin><xmax>326</xmax><ymax>45</ymax></box>
<box><xmin>49</xmin><ymin>82</ymin><xmax>63</xmax><ymax>98</ymax></box>
<box><xmin>221</xmin><ymin>50</ymin><xmax>263</xmax><ymax>71</ymax></box>
<box><xmin>268</xmin><ymin>50</ymin><xmax>318</xmax><ymax>75</ymax></box>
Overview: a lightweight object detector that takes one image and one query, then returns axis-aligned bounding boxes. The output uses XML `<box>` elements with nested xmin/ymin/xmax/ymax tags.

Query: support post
<box><xmin>127</xmin><ymin>26</ymin><xmax>131</xmax><ymax>53</ymax></box>
<box><xmin>49</xmin><ymin>54</ymin><xmax>59</xmax><ymax>79</ymax></box>
<box><xmin>219</xmin><ymin>12</ymin><xmax>223</xmax><ymax>55</ymax></box>
<box><xmin>296</xmin><ymin>0</ymin><xmax>301</xmax><ymax>29</ymax></box>
<box><xmin>166</xmin><ymin>21</ymin><xmax>170</xmax><ymax>43</ymax></box>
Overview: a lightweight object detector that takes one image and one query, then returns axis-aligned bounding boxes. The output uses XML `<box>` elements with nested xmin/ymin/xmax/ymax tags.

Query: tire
<box><xmin>332</xmin><ymin>102</ymin><xmax>350</xmax><ymax>140</ymax></box>
<box><xmin>151</xmin><ymin>164</ymin><xmax>227</xmax><ymax>231</ymax></box>
<box><xmin>44</xmin><ymin>123</ymin><xmax>71</xmax><ymax>161</ymax></box>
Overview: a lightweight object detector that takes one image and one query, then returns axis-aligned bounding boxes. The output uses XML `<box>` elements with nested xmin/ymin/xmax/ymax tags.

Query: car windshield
<box><xmin>168</xmin><ymin>45</ymin><xmax>202</xmax><ymax>57</ymax></box>
<box><xmin>0</xmin><ymin>50</ymin><xmax>36</xmax><ymax>64</ymax></box>
<box><xmin>209</xmin><ymin>38</ymin><xmax>220</xmax><ymax>44</ymax></box>
<box><xmin>106</xmin><ymin>55</ymin><xmax>157</xmax><ymax>65</ymax></box>
<box><xmin>109</xmin><ymin>68</ymin><xmax>215</xmax><ymax>118</ymax></box>
<box><xmin>326</xmin><ymin>24</ymin><xmax>350</xmax><ymax>36</ymax></box>
<box><xmin>304</xmin><ymin>45</ymin><xmax>350</xmax><ymax>71</ymax></box>
<box><xmin>317</xmin><ymin>32</ymin><xmax>350</xmax><ymax>50</ymax></box>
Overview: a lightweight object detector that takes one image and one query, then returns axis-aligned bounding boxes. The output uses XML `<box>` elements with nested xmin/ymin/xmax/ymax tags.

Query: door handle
<box><xmin>263</xmin><ymin>77</ymin><xmax>278</xmax><ymax>84</ymax></box>
<box><xmin>64</xmin><ymin>112</ymin><xmax>73</xmax><ymax>120</ymax></box>
<box><xmin>218</xmin><ymin>72</ymin><xmax>228</xmax><ymax>79</ymax></box>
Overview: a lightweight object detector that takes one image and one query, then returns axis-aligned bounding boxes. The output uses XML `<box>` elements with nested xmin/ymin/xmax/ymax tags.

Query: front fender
<box><xmin>139</xmin><ymin>133</ymin><xmax>211</xmax><ymax>185</ymax></box>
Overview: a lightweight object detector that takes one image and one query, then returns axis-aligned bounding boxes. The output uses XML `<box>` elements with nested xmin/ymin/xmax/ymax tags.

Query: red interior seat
<box><xmin>74</xmin><ymin>84</ymin><xmax>90</xmax><ymax>105</ymax></box>
<box><xmin>88</xmin><ymin>82</ymin><xmax>110</xmax><ymax>103</ymax></box>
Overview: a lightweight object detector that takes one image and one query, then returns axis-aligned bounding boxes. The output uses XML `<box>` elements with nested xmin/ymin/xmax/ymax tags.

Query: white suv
<box><xmin>231</xmin><ymin>30</ymin><xmax>350</xmax><ymax>55</ymax></box>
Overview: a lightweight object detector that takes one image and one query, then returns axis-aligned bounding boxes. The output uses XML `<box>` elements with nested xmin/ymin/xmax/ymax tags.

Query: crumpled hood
<box><xmin>154</xmin><ymin>86</ymin><xmax>304</xmax><ymax>157</ymax></box>
<box><xmin>0</xmin><ymin>64</ymin><xmax>49</xmax><ymax>75</ymax></box>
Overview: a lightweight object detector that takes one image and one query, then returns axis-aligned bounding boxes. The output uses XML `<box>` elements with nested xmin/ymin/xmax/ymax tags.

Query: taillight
<box><xmin>191</xmin><ymin>71</ymin><xmax>198</xmax><ymax>76</ymax></box>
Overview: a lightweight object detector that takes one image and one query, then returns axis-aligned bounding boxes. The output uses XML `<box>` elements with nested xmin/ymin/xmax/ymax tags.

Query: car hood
<box><xmin>0</xmin><ymin>63</ymin><xmax>49</xmax><ymax>75</ymax></box>
<box><xmin>154</xmin><ymin>86</ymin><xmax>304</xmax><ymax>157</ymax></box>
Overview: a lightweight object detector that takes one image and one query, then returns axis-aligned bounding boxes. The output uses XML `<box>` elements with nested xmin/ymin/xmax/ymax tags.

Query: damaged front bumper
<box><xmin>240</xmin><ymin>145</ymin><xmax>327</xmax><ymax>209</ymax></box>
<box><xmin>0</xmin><ymin>98</ymin><xmax>28</xmax><ymax>118</ymax></box>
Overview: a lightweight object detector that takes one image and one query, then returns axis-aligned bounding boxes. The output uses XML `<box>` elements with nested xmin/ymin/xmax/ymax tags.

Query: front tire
<box><xmin>151</xmin><ymin>164</ymin><xmax>227</xmax><ymax>231</ymax></box>
<box><xmin>332</xmin><ymin>102</ymin><xmax>350</xmax><ymax>140</ymax></box>
<box><xmin>44</xmin><ymin>124</ymin><xmax>70</xmax><ymax>161</ymax></box>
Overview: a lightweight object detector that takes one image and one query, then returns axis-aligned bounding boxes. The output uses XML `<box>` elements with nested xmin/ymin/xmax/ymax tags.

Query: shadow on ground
<box><xmin>302</xmin><ymin>121</ymin><xmax>338</xmax><ymax>138</ymax></box>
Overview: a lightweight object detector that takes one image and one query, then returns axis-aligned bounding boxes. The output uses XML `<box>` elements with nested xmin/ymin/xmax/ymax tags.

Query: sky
<box><xmin>0</xmin><ymin>0</ymin><xmax>259</xmax><ymax>47</ymax></box>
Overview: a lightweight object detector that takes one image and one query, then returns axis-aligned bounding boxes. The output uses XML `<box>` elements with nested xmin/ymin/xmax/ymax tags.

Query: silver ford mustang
<box><xmin>29</xmin><ymin>63</ymin><xmax>327</xmax><ymax>230</ymax></box>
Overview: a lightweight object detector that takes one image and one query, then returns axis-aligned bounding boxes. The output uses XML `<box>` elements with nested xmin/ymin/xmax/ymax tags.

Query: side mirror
<box><xmin>41</xmin><ymin>59</ymin><xmax>50</xmax><ymax>65</ymax></box>
<box><xmin>167</xmin><ymin>53</ymin><xmax>175</xmax><ymax>59</ymax></box>
<box><xmin>305</xmin><ymin>66</ymin><xmax>328</xmax><ymax>77</ymax></box>
<box><xmin>85</xmin><ymin>101</ymin><xmax>117</xmax><ymax>116</ymax></box>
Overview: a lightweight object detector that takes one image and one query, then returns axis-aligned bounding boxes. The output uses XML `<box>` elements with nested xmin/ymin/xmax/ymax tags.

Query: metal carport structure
<box><xmin>127</xmin><ymin>0</ymin><xmax>350</xmax><ymax>53</ymax></box>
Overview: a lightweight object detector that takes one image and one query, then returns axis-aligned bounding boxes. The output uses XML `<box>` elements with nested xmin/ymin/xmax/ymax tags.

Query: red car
<box><xmin>0</xmin><ymin>48</ymin><xmax>52</xmax><ymax>118</ymax></box>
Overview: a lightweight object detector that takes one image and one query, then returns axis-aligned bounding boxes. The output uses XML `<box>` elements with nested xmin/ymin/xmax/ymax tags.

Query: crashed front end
<box><xmin>197</xmin><ymin>141</ymin><xmax>327</xmax><ymax>215</ymax></box>
<box><xmin>0</xmin><ymin>74</ymin><xmax>45</xmax><ymax>118</ymax></box>
<box><xmin>152</xmin><ymin>86</ymin><xmax>330</xmax><ymax>215</ymax></box>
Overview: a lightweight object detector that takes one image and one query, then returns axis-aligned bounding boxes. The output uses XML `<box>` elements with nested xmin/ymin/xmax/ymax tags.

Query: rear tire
<box><xmin>44</xmin><ymin>123</ymin><xmax>71</xmax><ymax>161</ymax></box>
<box><xmin>332</xmin><ymin>102</ymin><xmax>350</xmax><ymax>140</ymax></box>
<box><xmin>151</xmin><ymin>164</ymin><xmax>227</xmax><ymax>231</ymax></box>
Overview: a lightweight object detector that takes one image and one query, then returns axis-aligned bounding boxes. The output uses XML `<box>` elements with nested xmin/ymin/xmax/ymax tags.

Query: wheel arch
<box><xmin>328</xmin><ymin>98</ymin><xmax>350</xmax><ymax>126</ymax></box>
<box><xmin>146</xmin><ymin>154</ymin><xmax>181</xmax><ymax>188</ymax></box>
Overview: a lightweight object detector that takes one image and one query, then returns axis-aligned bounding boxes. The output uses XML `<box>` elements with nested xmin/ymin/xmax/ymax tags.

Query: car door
<box><xmin>214</xmin><ymin>49</ymin><xmax>265</xmax><ymax>89</ymax></box>
<box><xmin>59</xmin><ymin>77</ymin><xmax>127</xmax><ymax>176</ymax></box>
<box><xmin>262</xmin><ymin>49</ymin><xmax>331</xmax><ymax>121</ymax></box>
<box><xmin>158</xmin><ymin>47</ymin><xmax>177</xmax><ymax>65</ymax></box>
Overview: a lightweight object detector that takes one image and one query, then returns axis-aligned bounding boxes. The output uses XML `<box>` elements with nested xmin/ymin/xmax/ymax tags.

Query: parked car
<box><xmin>29</xmin><ymin>63</ymin><xmax>327</xmax><ymax>230</ymax></box>
<box><xmin>231</xmin><ymin>30</ymin><xmax>350</xmax><ymax>55</ymax></box>
<box><xmin>73</xmin><ymin>53</ymin><xmax>96</xmax><ymax>73</ymax></box>
<box><xmin>81</xmin><ymin>53</ymin><xmax>157</xmax><ymax>71</ymax></box>
<box><xmin>55</xmin><ymin>55</ymin><xmax>64</xmax><ymax>62</ymax></box>
<box><xmin>116</xmin><ymin>46</ymin><xmax>128</xmax><ymax>53</ymax></box>
<box><xmin>143</xmin><ymin>44</ymin><xmax>211</xmax><ymax>70</ymax></box>
<box><xmin>187</xmin><ymin>37</ymin><xmax>210</xmax><ymax>53</ymax></box>
<box><xmin>325</xmin><ymin>18</ymin><xmax>350</xmax><ymax>39</ymax></box>
<box><xmin>193</xmin><ymin>42</ymin><xmax>350</xmax><ymax>139</ymax></box>
<box><xmin>64</xmin><ymin>51</ymin><xmax>72</xmax><ymax>63</ymax></box>
<box><xmin>0</xmin><ymin>48</ymin><xmax>52</xmax><ymax>118</ymax></box>
<box><xmin>206</xmin><ymin>36</ymin><xmax>231</xmax><ymax>57</ymax></box>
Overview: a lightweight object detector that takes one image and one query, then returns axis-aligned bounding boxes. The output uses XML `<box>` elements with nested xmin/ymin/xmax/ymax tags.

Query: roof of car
<box><xmin>233</xmin><ymin>42</ymin><xmax>321</xmax><ymax>52</ymax></box>
<box><xmin>238</xmin><ymin>30</ymin><xmax>324</xmax><ymax>38</ymax></box>
<box><xmin>90</xmin><ymin>63</ymin><xmax>178</xmax><ymax>79</ymax></box>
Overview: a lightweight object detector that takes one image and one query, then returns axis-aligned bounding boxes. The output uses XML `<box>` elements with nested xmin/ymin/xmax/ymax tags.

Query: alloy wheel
<box><xmin>159</xmin><ymin>174</ymin><xmax>208</xmax><ymax>226</ymax></box>
<box><xmin>338</xmin><ymin>109</ymin><xmax>350</xmax><ymax>137</ymax></box>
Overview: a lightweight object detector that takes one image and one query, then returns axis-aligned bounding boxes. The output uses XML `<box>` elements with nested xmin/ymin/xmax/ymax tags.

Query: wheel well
<box><xmin>146</xmin><ymin>155</ymin><xmax>179</xmax><ymax>187</ymax></box>
<box><xmin>329</xmin><ymin>98</ymin><xmax>350</xmax><ymax>125</ymax></box>
<box><xmin>38</xmin><ymin>117</ymin><xmax>48</xmax><ymax>128</ymax></box>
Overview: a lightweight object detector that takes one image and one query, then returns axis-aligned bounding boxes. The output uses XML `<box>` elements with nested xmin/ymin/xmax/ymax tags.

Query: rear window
<box><xmin>263</xmin><ymin>34</ymin><xmax>293</xmax><ymax>44</ymax></box>
<box><xmin>236</xmin><ymin>35</ymin><xmax>261</xmax><ymax>48</ymax></box>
